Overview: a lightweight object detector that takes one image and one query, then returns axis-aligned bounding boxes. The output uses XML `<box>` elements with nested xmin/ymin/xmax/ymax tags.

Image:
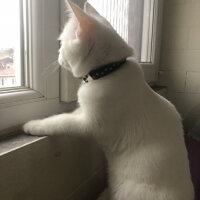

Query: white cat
<box><xmin>23</xmin><ymin>1</ymin><xmax>194</xmax><ymax>199</ymax></box>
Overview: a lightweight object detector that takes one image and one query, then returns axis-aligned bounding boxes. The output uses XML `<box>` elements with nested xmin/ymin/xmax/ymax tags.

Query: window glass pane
<box><xmin>0</xmin><ymin>0</ymin><xmax>23</xmax><ymax>88</ymax></box>
<box><xmin>87</xmin><ymin>0</ymin><xmax>155</xmax><ymax>63</ymax></box>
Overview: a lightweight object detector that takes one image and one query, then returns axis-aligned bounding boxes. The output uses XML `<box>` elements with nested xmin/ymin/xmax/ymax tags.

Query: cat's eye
<box><xmin>0</xmin><ymin>0</ymin><xmax>26</xmax><ymax>89</ymax></box>
<box><xmin>87</xmin><ymin>0</ymin><xmax>160</xmax><ymax>63</ymax></box>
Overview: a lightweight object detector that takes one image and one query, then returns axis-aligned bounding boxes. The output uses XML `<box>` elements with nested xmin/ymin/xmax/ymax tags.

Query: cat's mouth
<box><xmin>58</xmin><ymin>53</ymin><xmax>71</xmax><ymax>71</ymax></box>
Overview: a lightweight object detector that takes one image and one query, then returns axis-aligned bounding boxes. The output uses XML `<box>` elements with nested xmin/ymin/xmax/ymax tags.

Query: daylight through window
<box><xmin>0</xmin><ymin>0</ymin><xmax>24</xmax><ymax>88</ymax></box>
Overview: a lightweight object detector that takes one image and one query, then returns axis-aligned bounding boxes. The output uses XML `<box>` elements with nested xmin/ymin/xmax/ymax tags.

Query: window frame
<box><xmin>0</xmin><ymin>0</ymin><xmax>73</xmax><ymax>134</ymax></box>
<box><xmin>140</xmin><ymin>0</ymin><xmax>164</xmax><ymax>83</ymax></box>
<box><xmin>0</xmin><ymin>0</ymin><xmax>48</xmax><ymax>101</ymax></box>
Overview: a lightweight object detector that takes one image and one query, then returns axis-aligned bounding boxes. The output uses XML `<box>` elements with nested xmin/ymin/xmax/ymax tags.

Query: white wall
<box><xmin>158</xmin><ymin>0</ymin><xmax>200</xmax><ymax>129</ymax></box>
<box><xmin>0</xmin><ymin>136</ymin><xmax>106</xmax><ymax>200</ymax></box>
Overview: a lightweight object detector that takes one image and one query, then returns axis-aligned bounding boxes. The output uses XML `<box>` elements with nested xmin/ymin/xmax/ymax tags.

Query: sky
<box><xmin>0</xmin><ymin>0</ymin><xmax>20</xmax><ymax>48</ymax></box>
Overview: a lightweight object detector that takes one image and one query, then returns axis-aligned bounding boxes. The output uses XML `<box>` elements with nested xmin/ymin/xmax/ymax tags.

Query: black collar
<box><xmin>82</xmin><ymin>58</ymin><xmax>127</xmax><ymax>83</ymax></box>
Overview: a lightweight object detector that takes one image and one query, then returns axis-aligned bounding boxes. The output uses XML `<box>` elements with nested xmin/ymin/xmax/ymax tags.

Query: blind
<box><xmin>88</xmin><ymin>0</ymin><xmax>129</xmax><ymax>42</ymax></box>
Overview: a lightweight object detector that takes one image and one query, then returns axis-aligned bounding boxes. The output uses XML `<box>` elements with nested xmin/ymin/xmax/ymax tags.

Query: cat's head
<box><xmin>58</xmin><ymin>0</ymin><xmax>133</xmax><ymax>78</ymax></box>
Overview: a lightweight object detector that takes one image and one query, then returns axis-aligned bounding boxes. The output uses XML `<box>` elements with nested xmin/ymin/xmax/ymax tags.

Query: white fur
<box><xmin>23</xmin><ymin>2</ymin><xmax>194</xmax><ymax>199</ymax></box>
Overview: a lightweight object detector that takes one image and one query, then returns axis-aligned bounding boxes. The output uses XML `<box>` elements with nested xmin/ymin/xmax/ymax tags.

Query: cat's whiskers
<box><xmin>42</xmin><ymin>60</ymin><xmax>60</xmax><ymax>78</ymax></box>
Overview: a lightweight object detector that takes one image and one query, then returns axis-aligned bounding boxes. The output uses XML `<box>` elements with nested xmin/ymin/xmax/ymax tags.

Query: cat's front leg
<box><xmin>23</xmin><ymin>119</ymin><xmax>50</xmax><ymax>136</ymax></box>
<box><xmin>23</xmin><ymin>108</ymin><xmax>92</xmax><ymax>136</ymax></box>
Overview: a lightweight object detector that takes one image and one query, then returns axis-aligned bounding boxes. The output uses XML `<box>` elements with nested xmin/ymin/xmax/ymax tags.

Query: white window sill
<box><xmin>0</xmin><ymin>98</ymin><xmax>77</xmax><ymax>135</ymax></box>
<box><xmin>0</xmin><ymin>88</ymin><xmax>44</xmax><ymax>109</ymax></box>
<box><xmin>0</xmin><ymin>85</ymin><xmax>167</xmax><ymax>158</ymax></box>
<box><xmin>0</xmin><ymin>132</ymin><xmax>46</xmax><ymax>157</ymax></box>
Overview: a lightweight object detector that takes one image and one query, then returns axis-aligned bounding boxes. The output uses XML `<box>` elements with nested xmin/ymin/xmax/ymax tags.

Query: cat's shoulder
<box><xmin>125</xmin><ymin>57</ymin><xmax>144</xmax><ymax>77</ymax></box>
<box><xmin>126</xmin><ymin>57</ymin><xmax>140</xmax><ymax>67</ymax></box>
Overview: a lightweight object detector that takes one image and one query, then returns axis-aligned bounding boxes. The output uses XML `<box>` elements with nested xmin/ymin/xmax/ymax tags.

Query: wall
<box><xmin>0</xmin><ymin>135</ymin><xmax>106</xmax><ymax>200</ymax></box>
<box><xmin>158</xmin><ymin>0</ymin><xmax>200</xmax><ymax>129</ymax></box>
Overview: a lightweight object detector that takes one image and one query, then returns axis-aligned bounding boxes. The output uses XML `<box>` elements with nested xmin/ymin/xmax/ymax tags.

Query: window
<box><xmin>0</xmin><ymin>0</ymin><xmax>25</xmax><ymax>88</ymax></box>
<box><xmin>0</xmin><ymin>0</ymin><xmax>71</xmax><ymax>134</ymax></box>
<box><xmin>0</xmin><ymin>0</ymin><xmax>61</xmax><ymax>97</ymax></box>
<box><xmin>87</xmin><ymin>0</ymin><xmax>160</xmax><ymax>63</ymax></box>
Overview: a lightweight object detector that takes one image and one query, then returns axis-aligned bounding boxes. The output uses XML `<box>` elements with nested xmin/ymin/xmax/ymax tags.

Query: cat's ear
<box><xmin>66</xmin><ymin>0</ymin><xmax>93</xmax><ymax>38</ymax></box>
<box><xmin>84</xmin><ymin>2</ymin><xmax>100</xmax><ymax>16</ymax></box>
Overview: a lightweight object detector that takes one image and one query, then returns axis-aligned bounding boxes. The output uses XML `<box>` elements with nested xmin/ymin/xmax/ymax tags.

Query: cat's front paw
<box><xmin>23</xmin><ymin>120</ymin><xmax>46</xmax><ymax>136</ymax></box>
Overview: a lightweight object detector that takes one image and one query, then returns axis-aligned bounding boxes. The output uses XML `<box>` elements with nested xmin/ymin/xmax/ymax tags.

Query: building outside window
<box><xmin>0</xmin><ymin>48</ymin><xmax>16</xmax><ymax>87</ymax></box>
